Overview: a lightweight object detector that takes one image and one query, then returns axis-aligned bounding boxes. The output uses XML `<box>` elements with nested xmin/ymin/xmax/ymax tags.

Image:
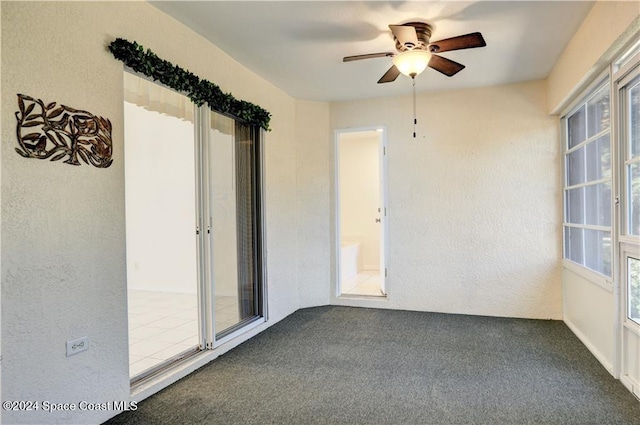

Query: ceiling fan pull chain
<box><xmin>412</xmin><ymin>77</ymin><xmax>417</xmax><ymax>138</ymax></box>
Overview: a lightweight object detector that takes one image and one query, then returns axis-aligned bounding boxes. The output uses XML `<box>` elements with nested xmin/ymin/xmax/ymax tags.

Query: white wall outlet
<box><xmin>66</xmin><ymin>336</ymin><xmax>89</xmax><ymax>357</ymax></box>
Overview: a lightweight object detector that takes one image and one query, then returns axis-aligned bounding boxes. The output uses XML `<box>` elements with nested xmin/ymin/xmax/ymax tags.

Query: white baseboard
<box><xmin>564</xmin><ymin>318</ymin><xmax>614</xmax><ymax>376</ymax></box>
<box><xmin>620</xmin><ymin>375</ymin><xmax>640</xmax><ymax>401</ymax></box>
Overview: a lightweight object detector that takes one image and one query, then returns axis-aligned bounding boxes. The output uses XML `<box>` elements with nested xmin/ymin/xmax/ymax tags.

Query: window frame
<box><xmin>562</xmin><ymin>74</ymin><xmax>614</xmax><ymax>288</ymax></box>
<box><xmin>624</xmin><ymin>252</ymin><xmax>640</xmax><ymax>327</ymax></box>
<box><xmin>617</xmin><ymin>67</ymin><xmax>640</xmax><ymax>240</ymax></box>
<box><xmin>124</xmin><ymin>70</ymin><xmax>268</xmax><ymax>384</ymax></box>
<box><xmin>614</xmin><ymin>42</ymin><xmax>640</xmax><ymax>399</ymax></box>
<box><xmin>196</xmin><ymin>107</ymin><xmax>268</xmax><ymax>349</ymax></box>
<box><xmin>614</xmin><ymin>51</ymin><xmax>640</xmax><ymax>334</ymax></box>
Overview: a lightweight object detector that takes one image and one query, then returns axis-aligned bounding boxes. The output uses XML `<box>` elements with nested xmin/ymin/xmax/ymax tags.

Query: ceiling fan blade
<box><xmin>389</xmin><ymin>24</ymin><xmax>419</xmax><ymax>48</ymax></box>
<box><xmin>377</xmin><ymin>65</ymin><xmax>401</xmax><ymax>84</ymax></box>
<box><xmin>428</xmin><ymin>32</ymin><xmax>486</xmax><ymax>53</ymax></box>
<box><xmin>428</xmin><ymin>55</ymin><xmax>465</xmax><ymax>77</ymax></box>
<box><xmin>343</xmin><ymin>52</ymin><xmax>394</xmax><ymax>62</ymax></box>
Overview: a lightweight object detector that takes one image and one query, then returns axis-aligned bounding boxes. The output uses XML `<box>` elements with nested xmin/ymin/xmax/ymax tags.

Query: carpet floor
<box><xmin>106</xmin><ymin>306</ymin><xmax>640</xmax><ymax>424</ymax></box>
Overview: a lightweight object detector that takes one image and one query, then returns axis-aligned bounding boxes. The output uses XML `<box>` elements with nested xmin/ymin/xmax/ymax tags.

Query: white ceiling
<box><xmin>150</xmin><ymin>1</ymin><xmax>595</xmax><ymax>102</ymax></box>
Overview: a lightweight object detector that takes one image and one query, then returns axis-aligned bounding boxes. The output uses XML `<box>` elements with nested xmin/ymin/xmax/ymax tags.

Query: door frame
<box><xmin>124</xmin><ymin>73</ymin><xmax>268</xmax><ymax>386</ymax></box>
<box><xmin>614</xmin><ymin>52</ymin><xmax>640</xmax><ymax>396</ymax></box>
<box><xmin>619</xmin><ymin>242</ymin><xmax>640</xmax><ymax>397</ymax></box>
<box><xmin>334</xmin><ymin>126</ymin><xmax>388</xmax><ymax>297</ymax></box>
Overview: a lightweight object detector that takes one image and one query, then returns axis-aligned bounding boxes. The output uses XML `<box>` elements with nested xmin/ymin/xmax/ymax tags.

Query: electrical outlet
<box><xmin>66</xmin><ymin>336</ymin><xmax>89</xmax><ymax>357</ymax></box>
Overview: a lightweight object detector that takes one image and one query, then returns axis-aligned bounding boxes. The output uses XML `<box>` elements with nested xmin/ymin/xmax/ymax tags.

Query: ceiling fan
<box><xmin>343</xmin><ymin>22</ymin><xmax>486</xmax><ymax>83</ymax></box>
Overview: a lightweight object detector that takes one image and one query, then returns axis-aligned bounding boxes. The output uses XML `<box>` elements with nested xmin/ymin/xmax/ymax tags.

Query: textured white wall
<box><xmin>547</xmin><ymin>1</ymin><xmax>639</xmax><ymax>113</ymax></box>
<box><xmin>562</xmin><ymin>268</ymin><xmax>614</xmax><ymax>373</ymax></box>
<box><xmin>330</xmin><ymin>80</ymin><xmax>562</xmax><ymax>319</ymax></box>
<box><xmin>295</xmin><ymin>100</ymin><xmax>332</xmax><ymax>308</ymax></box>
<box><xmin>1</xmin><ymin>2</ymin><xmax>300</xmax><ymax>424</ymax></box>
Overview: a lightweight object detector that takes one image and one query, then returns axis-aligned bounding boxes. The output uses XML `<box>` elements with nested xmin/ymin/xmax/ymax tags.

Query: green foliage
<box><xmin>630</xmin><ymin>258</ymin><xmax>640</xmax><ymax>321</ymax></box>
<box><xmin>108</xmin><ymin>38</ymin><xmax>271</xmax><ymax>130</ymax></box>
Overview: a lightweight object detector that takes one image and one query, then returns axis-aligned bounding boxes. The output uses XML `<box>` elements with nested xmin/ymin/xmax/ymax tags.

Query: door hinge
<box><xmin>385</xmin><ymin>268</ymin><xmax>388</xmax><ymax>277</ymax></box>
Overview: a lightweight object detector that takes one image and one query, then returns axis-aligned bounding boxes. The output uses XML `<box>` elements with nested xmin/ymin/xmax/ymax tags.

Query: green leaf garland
<box><xmin>108</xmin><ymin>38</ymin><xmax>271</xmax><ymax>130</ymax></box>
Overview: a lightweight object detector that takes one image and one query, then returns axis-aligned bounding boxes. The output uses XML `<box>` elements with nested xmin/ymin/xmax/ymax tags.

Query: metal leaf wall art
<box><xmin>14</xmin><ymin>94</ymin><xmax>113</xmax><ymax>168</ymax></box>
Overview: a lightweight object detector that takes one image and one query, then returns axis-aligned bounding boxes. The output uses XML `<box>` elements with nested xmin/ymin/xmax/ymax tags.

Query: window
<box><xmin>563</xmin><ymin>81</ymin><xmax>612</xmax><ymax>277</ymax></box>
<box><xmin>618</xmin><ymin>61</ymin><xmax>640</xmax><ymax>327</ymax></box>
<box><xmin>629</xmin><ymin>256</ymin><xmax>640</xmax><ymax>325</ymax></box>
<box><xmin>623</xmin><ymin>74</ymin><xmax>640</xmax><ymax>236</ymax></box>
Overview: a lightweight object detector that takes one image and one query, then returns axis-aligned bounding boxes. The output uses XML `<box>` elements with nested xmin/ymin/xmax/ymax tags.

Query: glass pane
<box><xmin>585</xmin><ymin>182</ymin><xmax>611</xmax><ymax>227</ymax></box>
<box><xmin>629</xmin><ymin>162</ymin><xmax>640</xmax><ymax>236</ymax></box>
<box><xmin>587</xmin><ymin>84</ymin><xmax>610</xmax><ymax>137</ymax></box>
<box><xmin>124</xmin><ymin>90</ymin><xmax>199</xmax><ymax>378</ymax></box>
<box><xmin>209</xmin><ymin>111</ymin><xmax>259</xmax><ymax>337</ymax></box>
<box><xmin>565</xmin><ymin>187</ymin><xmax>584</xmax><ymax>224</ymax></box>
<box><xmin>209</xmin><ymin>112</ymin><xmax>240</xmax><ymax>335</ymax></box>
<box><xmin>568</xmin><ymin>105</ymin><xmax>586</xmax><ymax>149</ymax></box>
<box><xmin>583</xmin><ymin>229</ymin><xmax>612</xmax><ymax>277</ymax></box>
<box><xmin>235</xmin><ymin>122</ymin><xmax>259</xmax><ymax>322</ymax></box>
<box><xmin>566</xmin><ymin>147</ymin><xmax>585</xmax><ymax>186</ymax></box>
<box><xmin>564</xmin><ymin>226</ymin><xmax>583</xmax><ymax>265</ymax></box>
<box><xmin>629</xmin><ymin>257</ymin><xmax>640</xmax><ymax>325</ymax></box>
<box><xmin>630</xmin><ymin>79</ymin><xmax>640</xmax><ymax>158</ymax></box>
<box><xmin>585</xmin><ymin>134</ymin><xmax>611</xmax><ymax>181</ymax></box>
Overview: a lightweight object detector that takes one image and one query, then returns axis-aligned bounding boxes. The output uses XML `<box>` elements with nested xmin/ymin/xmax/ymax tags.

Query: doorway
<box><xmin>123</xmin><ymin>72</ymin><xmax>266</xmax><ymax>383</ymax></box>
<box><xmin>336</xmin><ymin>128</ymin><xmax>387</xmax><ymax>297</ymax></box>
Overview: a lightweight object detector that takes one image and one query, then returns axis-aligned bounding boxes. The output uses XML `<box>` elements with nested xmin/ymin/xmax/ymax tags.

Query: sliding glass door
<box><xmin>205</xmin><ymin>111</ymin><xmax>264</xmax><ymax>340</ymax></box>
<box><xmin>124</xmin><ymin>75</ymin><xmax>201</xmax><ymax>380</ymax></box>
<box><xmin>125</xmin><ymin>72</ymin><xmax>265</xmax><ymax>382</ymax></box>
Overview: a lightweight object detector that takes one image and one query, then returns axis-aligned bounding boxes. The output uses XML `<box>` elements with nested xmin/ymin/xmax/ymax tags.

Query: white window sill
<box><xmin>562</xmin><ymin>259</ymin><xmax>613</xmax><ymax>292</ymax></box>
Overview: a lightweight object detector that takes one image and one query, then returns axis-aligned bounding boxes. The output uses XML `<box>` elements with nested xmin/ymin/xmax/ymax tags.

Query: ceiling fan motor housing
<box><xmin>342</xmin><ymin>22</ymin><xmax>485</xmax><ymax>81</ymax></box>
<box><xmin>395</xmin><ymin>22</ymin><xmax>433</xmax><ymax>51</ymax></box>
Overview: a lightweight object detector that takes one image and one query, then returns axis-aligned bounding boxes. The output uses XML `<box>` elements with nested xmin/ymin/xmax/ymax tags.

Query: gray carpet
<box><xmin>106</xmin><ymin>306</ymin><xmax>640</xmax><ymax>424</ymax></box>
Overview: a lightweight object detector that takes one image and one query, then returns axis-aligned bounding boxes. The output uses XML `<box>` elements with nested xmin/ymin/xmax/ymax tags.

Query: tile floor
<box><xmin>342</xmin><ymin>271</ymin><xmax>385</xmax><ymax>296</ymax></box>
<box><xmin>127</xmin><ymin>290</ymin><xmax>239</xmax><ymax>377</ymax></box>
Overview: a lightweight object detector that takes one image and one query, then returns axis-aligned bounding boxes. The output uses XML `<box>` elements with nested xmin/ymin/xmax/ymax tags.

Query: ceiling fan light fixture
<box><xmin>393</xmin><ymin>50</ymin><xmax>431</xmax><ymax>77</ymax></box>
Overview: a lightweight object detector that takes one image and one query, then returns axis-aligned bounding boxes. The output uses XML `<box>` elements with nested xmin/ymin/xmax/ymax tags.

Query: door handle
<box><xmin>375</xmin><ymin>218</ymin><xmax>381</xmax><ymax>223</ymax></box>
